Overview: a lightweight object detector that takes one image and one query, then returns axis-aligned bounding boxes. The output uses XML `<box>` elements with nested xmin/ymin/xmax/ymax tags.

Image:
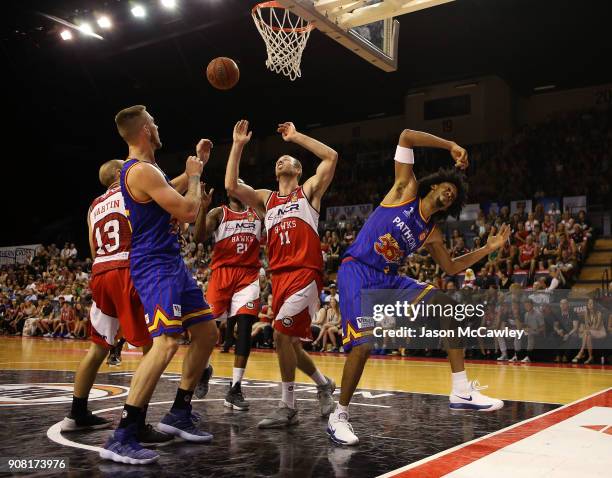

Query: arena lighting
<box><xmin>131</xmin><ymin>5</ymin><xmax>147</xmax><ymax>18</ymax></box>
<box><xmin>97</xmin><ymin>16</ymin><xmax>112</xmax><ymax>29</ymax></box>
<box><xmin>534</xmin><ymin>84</ymin><xmax>556</xmax><ymax>92</ymax></box>
<box><xmin>161</xmin><ymin>0</ymin><xmax>178</xmax><ymax>9</ymax></box>
<box><xmin>78</xmin><ymin>22</ymin><xmax>94</xmax><ymax>36</ymax></box>
<box><xmin>60</xmin><ymin>29</ymin><xmax>72</xmax><ymax>40</ymax></box>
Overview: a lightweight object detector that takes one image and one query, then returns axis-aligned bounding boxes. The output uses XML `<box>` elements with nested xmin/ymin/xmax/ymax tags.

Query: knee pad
<box><xmin>234</xmin><ymin>314</ymin><xmax>255</xmax><ymax>357</ymax></box>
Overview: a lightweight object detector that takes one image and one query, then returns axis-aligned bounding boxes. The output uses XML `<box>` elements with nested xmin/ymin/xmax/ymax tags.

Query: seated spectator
<box><xmin>521</xmin><ymin>299</ymin><xmax>545</xmax><ymax>362</ymax></box>
<box><xmin>322</xmin><ymin>283</ymin><xmax>339</xmax><ymax>305</ymax></box>
<box><xmin>343</xmin><ymin>223</ymin><xmax>356</xmax><ymax>246</ymax></box>
<box><xmin>518</xmin><ymin>235</ymin><xmax>539</xmax><ymax>278</ymax></box>
<box><xmin>525</xmin><ymin>212</ymin><xmax>539</xmax><ymax>233</ymax></box>
<box><xmin>312</xmin><ymin>297</ymin><xmax>342</xmax><ymax>352</ymax></box>
<box><xmin>542</xmin><ymin>214</ymin><xmax>556</xmax><ymax>234</ymax></box>
<box><xmin>514</xmin><ymin>221</ymin><xmax>529</xmax><ymax>245</ymax></box>
<box><xmin>573</xmin><ymin>299</ymin><xmax>607</xmax><ymax>364</ymax></box>
<box><xmin>552</xmin><ymin>299</ymin><xmax>580</xmax><ymax>362</ymax></box>
<box><xmin>451</xmin><ymin>237</ymin><xmax>469</xmax><ymax>258</ymax></box>
<box><xmin>72</xmin><ymin>302</ymin><xmax>88</xmax><ymax>339</ymax></box>
<box><xmin>541</xmin><ymin>233</ymin><xmax>559</xmax><ymax>268</ymax></box>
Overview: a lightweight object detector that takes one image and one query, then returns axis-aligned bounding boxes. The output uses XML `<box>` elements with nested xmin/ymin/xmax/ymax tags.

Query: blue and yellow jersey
<box><xmin>119</xmin><ymin>159</ymin><xmax>181</xmax><ymax>269</ymax></box>
<box><xmin>344</xmin><ymin>196</ymin><xmax>436</xmax><ymax>274</ymax></box>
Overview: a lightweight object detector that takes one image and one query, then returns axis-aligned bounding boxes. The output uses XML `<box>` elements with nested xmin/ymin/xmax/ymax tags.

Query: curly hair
<box><xmin>417</xmin><ymin>168</ymin><xmax>468</xmax><ymax>222</ymax></box>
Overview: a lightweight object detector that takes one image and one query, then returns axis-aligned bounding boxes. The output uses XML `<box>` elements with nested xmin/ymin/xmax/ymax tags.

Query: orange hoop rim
<box><xmin>252</xmin><ymin>1</ymin><xmax>314</xmax><ymax>33</ymax></box>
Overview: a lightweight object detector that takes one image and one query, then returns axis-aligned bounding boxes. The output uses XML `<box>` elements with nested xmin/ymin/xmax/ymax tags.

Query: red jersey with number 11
<box><xmin>89</xmin><ymin>186</ymin><xmax>131</xmax><ymax>276</ymax></box>
<box><xmin>265</xmin><ymin>186</ymin><xmax>323</xmax><ymax>273</ymax></box>
<box><xmin>211</xmin><ymin>205</ymin><xmax>262</xmax><ymax>270</ymax></box>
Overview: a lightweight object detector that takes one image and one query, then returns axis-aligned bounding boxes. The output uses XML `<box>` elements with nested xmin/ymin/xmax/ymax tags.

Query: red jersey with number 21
<box><xmin>89</xmin><ymin>186</ymin><xmax>131</xmax><ymax>276</ymax></box>
<box><xmin>211</xmin><ymin>205</ymin><xmax>262</xmax><ymax>270</ymax></box>
<box><xmin>265</xmin><ymin>186</ymin><xmax>323</xmax><ymax>273</ymax></box>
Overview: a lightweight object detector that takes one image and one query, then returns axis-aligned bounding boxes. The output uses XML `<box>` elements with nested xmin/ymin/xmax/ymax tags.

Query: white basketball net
<box><xmin>252</xmin><ymin>1</ymin><xmax>313</xmax><ymax>81</ymax></box>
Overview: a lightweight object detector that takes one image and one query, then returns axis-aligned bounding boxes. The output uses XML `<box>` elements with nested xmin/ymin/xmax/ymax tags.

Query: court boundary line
<box><xmin>0</xmin><ymin>368</ymin><xmax>566</xmax><ymax>406</ymax></box>
<box><xmin>377</xmin><ymin>386</ymin><xmax>612</xmax><ymax>477</ymax></box>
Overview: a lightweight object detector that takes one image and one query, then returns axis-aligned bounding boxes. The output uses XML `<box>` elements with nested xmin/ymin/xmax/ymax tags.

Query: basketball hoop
<box><xmin>252</xmin><ymin>1</ymin><xmax>314</xmax><ymax>81</ymax></box>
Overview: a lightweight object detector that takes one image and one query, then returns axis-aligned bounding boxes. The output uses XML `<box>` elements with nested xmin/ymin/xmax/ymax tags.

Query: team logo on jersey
<box><xmin>173</xmin><ymin>304</ymin><xmax>182</xmax><ymax>317</ymax></box>
<box><xmin>281</xmin><ymin>316</ymin><xmax>294</xmax><ymax>327</ymax></box>
<box><xmin>419</xmin><ymin>231</ymin><xmax>427</xmax><ymax>242</ymax></box>
<box><xmin>290</xmin><ymin>192</ymin><xmax>298</xmax><ymax>203</ymax></box>
<box><xmin>403</xmin><ymin>206</ymin><xmax>415</xmax><ymax>219</ymax></box>
<box><xmin>247</xmin><ymin>212</ymin><xmax>255</xmax><ymax>222</ymax></box>
<box><xmin>374</xmin><ymin>233</ymin><xmax>404</xmax><ymax>264</ymax></box>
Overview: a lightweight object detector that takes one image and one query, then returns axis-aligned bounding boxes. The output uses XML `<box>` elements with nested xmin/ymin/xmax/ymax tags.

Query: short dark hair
<box><xmin>417</xmin><ymin>168</ymin><xmax>468</xmax><ymax>222</ymax></box>
<box><xmin>115</xmin><ymin>105</ymin><xmax>147</xmax><ymax>142</ymax></box>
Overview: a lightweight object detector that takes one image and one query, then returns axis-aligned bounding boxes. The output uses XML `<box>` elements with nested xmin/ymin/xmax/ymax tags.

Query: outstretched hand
<box><xmin>196</xmin><ymin>139</ymin><xmax>213</xmax><ymax>167</ymax></box>
<box><xmin>277</xmin><ymin>122</ymin><xmax>297</xmax><ymax>142</ymax></box>
<box><xmin>450</xmin><ymin>143</ymin><xmax>468</xmax><ymax>170</ymax></box>
<box><xmin>200</xmin><ymin>182</ymin><xmax>214</xmax><ymax>210</ymax></box>
<box><xmin>486</xmin><ymin>223</ymin><xmax>511</xmax><ymax>251</ymax></box>
<box><xmin>233</xmin><ymin>120</ymin><xmax>252</xmax><ymax>145</ymax></box>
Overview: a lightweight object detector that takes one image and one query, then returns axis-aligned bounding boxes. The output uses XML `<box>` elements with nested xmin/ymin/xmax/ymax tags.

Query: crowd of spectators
<box><xmin>323</xmin><ymin>107</ymin><xmax>611</xmax><ymax>207</ymax></box>
<box><xmin>1</xmin><ymin>107</ymin><xmax>610</xmax><ymax>363</ymax></box>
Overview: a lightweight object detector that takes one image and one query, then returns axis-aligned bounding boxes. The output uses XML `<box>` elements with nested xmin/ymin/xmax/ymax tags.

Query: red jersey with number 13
<box><xmin>265</xmin><ymin>186</ymin><xmax>323</xmax><ymax>273</ymax></box>
<box><xmin>89</xmin><ymin>186</ymin><xmax>131</xmax><ymax>276</ymax></box>
<box><xmin>211</xmin><ymin>205</ymin><xmax>262</xmax><ymax>270</ymax></box>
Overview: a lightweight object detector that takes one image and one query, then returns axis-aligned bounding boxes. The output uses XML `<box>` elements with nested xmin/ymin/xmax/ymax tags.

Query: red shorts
<box><xmin>89</xmin><ymin>268</ymin><xmax>152</xmax><ymax>349</ymax></box>
<box><xmin>206</xmin><ymin>267</ymin><xmax>260</xmax><ymax>319</ymax></box>
<box><xmin>271</xmin><ymin>268</ymin><xmax>322</xmax><ymax>339</ymax></box>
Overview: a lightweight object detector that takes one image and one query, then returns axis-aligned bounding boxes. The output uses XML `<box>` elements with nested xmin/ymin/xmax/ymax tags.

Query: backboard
<box><xmin>276</xmin><ymin>0</ymin><xmax>455</xmax><ymax>72</ymax></box>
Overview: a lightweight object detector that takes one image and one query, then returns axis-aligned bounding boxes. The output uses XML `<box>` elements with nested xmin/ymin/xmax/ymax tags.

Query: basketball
<box><xmin>206</xmin><ymin>57</ymin><xmax>240</xmax><ymax>90</ymax></box>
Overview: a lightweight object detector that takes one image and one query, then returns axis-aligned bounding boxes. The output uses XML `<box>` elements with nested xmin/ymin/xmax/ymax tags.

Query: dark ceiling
<box><xmin>2</xmin><ymin>0</ymin><xmax>611</xmax><ymax>245</ymax></box>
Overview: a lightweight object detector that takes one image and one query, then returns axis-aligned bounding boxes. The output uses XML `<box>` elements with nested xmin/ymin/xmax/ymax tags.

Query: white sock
<box><xmin>282</xmin><ymin>382</ymin><xmax>295</xmax><ymax>409</ymax></box>
<box><xmin>232</xmin><ymin>367</ymin><xmax>245</xmax><ymax>385</ymax></box>
<box><xmin>451</xmin><ymin>371</ymin><xmax>469</xmax><ymax>394</ymax></box>
<box><xmin>334</xmin><ymin>403</ymin><xmax>349</xmax><ymax>419</ymax></box>
<box><xmin>310</xmin><ymin>370</ymin><xmax>327</xmax><ymax>386</ymax></box>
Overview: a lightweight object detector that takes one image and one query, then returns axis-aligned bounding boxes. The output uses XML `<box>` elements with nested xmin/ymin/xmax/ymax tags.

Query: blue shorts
<box><xmin>338</xmin><ymin>258</ymin><xmax>435</xmax><ymax>352</ymax></box>
<box><xmin>131</xmin><ymin>258</ymin><xmax>213</xmax><ymax>338</ymax></box>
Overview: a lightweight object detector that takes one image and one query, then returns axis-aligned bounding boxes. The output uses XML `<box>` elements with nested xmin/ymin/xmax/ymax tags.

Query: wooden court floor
<box><xmin>1</xmin><ymin>336</ymin><xmax>611</xmax><ymax>405</ymax></box>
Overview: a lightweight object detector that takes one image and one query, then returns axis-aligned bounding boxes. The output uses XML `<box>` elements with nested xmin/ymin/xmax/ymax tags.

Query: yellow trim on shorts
<box><xmin>148</xmin><ymin>308</ymin><xmax>182</xmax><ymax>332</ymax></box>
<box><xmin>182</xmin><ymin>308</ymin><xmax>213</xmax><ymax>321</ymax></box>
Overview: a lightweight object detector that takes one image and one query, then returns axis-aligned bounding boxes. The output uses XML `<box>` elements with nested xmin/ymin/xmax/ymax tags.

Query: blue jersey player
<box><xmin>101</xmin><ymin>105</ymin><xmax>218</xmax><ymax>465</ymax></box>
<box><xmin>327</xmin><ymin>128</ymin><xmax>511</xmax><ymax>445</ymax></box>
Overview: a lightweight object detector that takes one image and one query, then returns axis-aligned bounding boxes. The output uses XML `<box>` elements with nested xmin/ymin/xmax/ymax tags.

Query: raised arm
<box><xmin>382</xmin><ymin>129</ymin><xmax>468</xmax><ymax>206</ymax></box>
<box><xmin>128</xmin><ymin>156</ymin><xmax>204</xmax><ymax>223</ymax></box>
<box><xmin>224</xmin><ymin>120</ymin><xmax>270</xmax><ymax>216</ymax></box>
<box><xmin>278</xmin><ymin>122</ymin><xmax>338</xmax><ymax>205</ymax></box>
<box><xmin>194</xmin><ymin>200</ymin><xmax>221</xmax><ymax>244</ymax></box>
<box><xmin>425</xmin><ymin>224</ymin><xmax>511</xmax><ymax>276</ymax></box>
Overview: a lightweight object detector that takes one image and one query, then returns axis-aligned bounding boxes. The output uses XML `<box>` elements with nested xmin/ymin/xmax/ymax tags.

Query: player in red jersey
<box><xmin>225</xmin><ymin>120</ymin><xmax>338</xmax><ymax>428</ymax></box>
<box><xmin>193</xmin><ymin>180</ymin><xmax>263</xmax><ymax>410</ymax></box>
<box><xmin>62</xmin><ymin>160</ymin><xmax>170</xmax><ymax>444</ymax></box>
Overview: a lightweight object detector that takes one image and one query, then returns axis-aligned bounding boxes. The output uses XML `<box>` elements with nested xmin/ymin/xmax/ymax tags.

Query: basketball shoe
<box><xmin>449</xmin><ymin>380</ymin><xmax>504</xmax><ymax>411</ymax></box>
<box><xmin>157</xmin><ymin>405</ymin><xmax>213</xmax><ymax>442</ymax></box>
<box><xmin>194</xmin><ymin>364</ymin><xmax>214</xmax><ymax>399</ymax></box>
<box><xmin>224</xmin><ymin>382</ymin><xmax>249</xmax><ymax>411</ymax></box>
<box><xmin>317</xmin><ymin>376</ymin><xmax>336</xmax><ymax>417</ymax></box>
<box><xmin>100</xmin><ymin>423</ymin><xmax>159</xmax><ymax>465</ymax></box>
<box><xmin>257</xmin><ymin>402</ymin><xmax>299</xmax><ymax>428</ymax></box>
<box><xmin>327</xmin><ymin>407</ymin><xmax>359</xmax><ymax>446</ymax></box>
<box><xmin>61</xmin><ymin>411</ymin><xmax>112</xmax><ymax>432</ymax></box>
